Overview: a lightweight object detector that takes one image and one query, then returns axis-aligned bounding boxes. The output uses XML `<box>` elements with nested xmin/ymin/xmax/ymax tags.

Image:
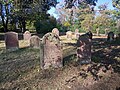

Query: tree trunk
<box><xmin>0</xmin><ymin>3</ymin><xmax>9</xmax><ymax>32</ymax></box>
<box><xmin>4</xmin><ymin>25</ymin><xmax>8</xmax><ymax>32</ymax></box>
<box><xmin>19</xmin><ymin>17</ymin><xmax>26</xmax><ymax>33</ymax></box>
<box><xmin>1</xmin><ymin>16</ymin><xmax>8</xmax><ymax>32</ymax></box>
<box><xmin>96</xmin><ymin>28</ymin><xmax>99</xmax><ymax>36</ymax></box>
<box><xmin>22</xmin><ymin>19</ymin><xmax>26</xmax><ymax>33</ymax></box>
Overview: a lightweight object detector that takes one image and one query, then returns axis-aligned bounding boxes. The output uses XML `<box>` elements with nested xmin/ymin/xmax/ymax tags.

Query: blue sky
<box><xmin>95</xmin><ymin>0</ymin><xmax>114</xmax><ymax>10</ymax></box>
<box><xmin>48</xmin><ymin>0</ymin><xmax>114</xmax><ymax>19</ymax></box>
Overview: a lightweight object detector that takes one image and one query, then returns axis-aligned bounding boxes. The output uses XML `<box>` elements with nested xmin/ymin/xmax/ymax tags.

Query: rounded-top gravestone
<box><xmin>5</xmin><ymin>32</ymin><xmax>19</xmax><ymax>51</ymax></box>
<box><xmin>52</xmin><ymin>28</ymin><xmax>59</xmax><ymax>36</ymax></box>
<box><xmin>30</xmin><ymin>35</ymin><xmax>40</xmax><ymax>48</ymax></box>
<box><xmin>23</xmin><ymin>31</ymin><xmax>31</xmax><ymax>40</ymax></box>
<box><xmin>66</xmin><ymin>31</ymin><xmax>73</xmax><ymax>40</ymax></box>
<box><xmin>76</xmin><ymin>34</ymin><xmax>91</xmax><ymax>64</ymax></box>
<box><xmin>41</xmin><ymin>33</ymin><xmax>63</xmax><ymax>69</ymax></box>
<box><xmin>107</xmin><ymin>32</ymin><xmax>114</xmax><ymax>41</ymax></box>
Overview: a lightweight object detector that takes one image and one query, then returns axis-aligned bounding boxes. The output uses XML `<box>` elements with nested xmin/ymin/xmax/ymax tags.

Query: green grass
<box><xmin>0</xmin><ymin>36</ymin><xmax>120</xmax><ymax>90</ymax></box>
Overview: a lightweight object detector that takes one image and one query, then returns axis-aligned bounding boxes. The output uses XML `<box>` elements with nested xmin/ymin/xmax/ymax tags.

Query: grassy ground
<box><xmin>0</xmin><ymin>35</ymin><xmax>120</xmax><ymax>90</ymax></box>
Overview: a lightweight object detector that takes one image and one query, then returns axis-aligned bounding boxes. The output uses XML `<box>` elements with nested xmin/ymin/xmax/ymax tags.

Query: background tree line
<box><xmin>0</xmin><ymin>0</ymin><xmax>57</xmax><ymax>33</ymax></box>
<box><xmin>0</xmin><ymin>0</ymin><xmax>120</xmax><ymax>35</ymax></box>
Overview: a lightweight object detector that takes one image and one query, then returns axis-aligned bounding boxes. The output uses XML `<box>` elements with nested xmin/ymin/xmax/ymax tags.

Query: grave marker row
<box><xmin>4</xmin><ymin>28</ymin><xmax>94</xmax><ymax>69</ymax></box>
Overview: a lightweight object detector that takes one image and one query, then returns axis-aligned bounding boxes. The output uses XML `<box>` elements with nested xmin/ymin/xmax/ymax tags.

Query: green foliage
<box><xmin>112</xmin><ymin>0</ymin><xmax>120</xmax><ymax>9</ymax></box>
<box><xmin>0</xmin><ymin>0</ymin><xmax>13</xmax><ymax>5</ymax></box>
<box><xmin>26</xmin><ymin>21</ymin><xmax>36</xmax><ymax>32</ymax></box>
<box><xmin>95</xmin><ymin>14</ymin><xmax>110</xmax><ymax>27</ymax></box>
<box><xmin>56</xmin><ymin>23</ymin><xmax>67</xmax><ymax>32</ymax></box>
<box><xmin>64</xmin><ymin>0</ymin><xmax>98</xmax><ymax>9</ymax></box>
<box><xmin>0</xmin><ymin>0</ymin><xmax>13</xmax><ymax>32</ymax></box>
<box><xmin>93</xmin><ymin>8</ymin><xmax>118</xmax><ymax>34</ymax></box>
<box><xmin>34</xmin><ymin>16</ymin><xmax>57</xmax><ymax>34</ymax></box>
<box><xmin>81</xmin><ymin>14</ymin><xmax>94</xmax><ymax>31</ymax></box>
<box><xmin>63</xmin><ymin>21</ymin><xmax>71</xmax><ymax>27</ymax></box>
<box><xmin>0</xmin><ymin>0</ymin><xmax>58</xmax><ymax>33</ymax></box>
<box><xmin>68</xmin><ymin>20</ymin><xmax>81</xmax><ymax>32</ymax></box>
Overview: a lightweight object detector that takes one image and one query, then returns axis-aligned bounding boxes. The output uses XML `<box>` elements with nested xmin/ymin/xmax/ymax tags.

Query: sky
<box><xmin>47</xmin><ymin>0</ymin><xmax>115</xmax><ymax>19</ymax></box>
<box><xmin>95</xmin><ymin>0</ymin><xmax>114</xmax><ymax>10</ymax></box>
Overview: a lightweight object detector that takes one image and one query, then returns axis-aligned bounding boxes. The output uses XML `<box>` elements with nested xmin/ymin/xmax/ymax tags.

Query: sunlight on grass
<box><xmin>0</xmin><ymin>35</ymin><xmax>120</xmax><ymax>90</ymax></box>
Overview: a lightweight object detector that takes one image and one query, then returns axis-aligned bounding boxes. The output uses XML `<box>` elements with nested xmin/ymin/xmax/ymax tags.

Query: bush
<box><xmin>56</xmin><ymin>24</ymin><xmax>67</xmax><ymax>32</ymax></box>
<box><xmin>34</xmin><ymin>17</ymin><xmax>57</xmax><ymax>34</ymax></box>
<box><xmin>0</xmin><ymin>27</ymin><xmax>4</xmax><ymax>32</ymax></box>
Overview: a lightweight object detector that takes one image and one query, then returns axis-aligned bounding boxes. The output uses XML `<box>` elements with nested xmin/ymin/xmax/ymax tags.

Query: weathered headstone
<box><xmin>107</xmin><ymin>32</ymin><xmax>114</xmax><ymax>41</ymax></box>
<box><xmin>30</xmin><ymin>35</ymin><xmax>40</xmax><ymax>48</ymax></box>
<box><xmin>41</xmin><ymin>33</ymin><xmax>63</xmax><ymax>69</ymax></box>
<box><xmin>52</xmin><ymin>28</ymin><xmax>59</xmax><ymax>36</ymax></box>
<box><xmin>75</xmin><ymin>29</ymin><xmax>80</xmax><ymax>39</ymax></box>
<box><xmin>66</xmin><ymin>31</ymin><xmax>73</xmax><ymax>40</ymax></box>
<box><xmin>86</xmin><ymin>31</ymin><xmax>93</xmax><ymax>39</ymax></box>
<box><xmin>76</xmin><ymin>34</ymin><xmax>91</xmax><ymax>64</ymax></box>
<box><xmin>23</xmin><ymin>31</ymin><xmax>31</xmax><ymax>40</ymax></box>
<box><xmin>5</xmin><ymin>32</ymin><xmax>19</xmax><ymax>51</ymax></box>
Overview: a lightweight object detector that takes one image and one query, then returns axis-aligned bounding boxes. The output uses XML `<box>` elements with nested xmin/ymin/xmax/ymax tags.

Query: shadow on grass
<box><xmin>63</xmin><ymin>54</ymin><xmax>76</xmax><ymax>66</ymax></box>
<box><xmin>92</xmin><ymin>38</ymin><xmax>120</xmax><ymax>74</ymax></box>
<box><xmin>0</xmin><ymin>46</ymin><xmax>40</xmax><ymax>84</ymax></box>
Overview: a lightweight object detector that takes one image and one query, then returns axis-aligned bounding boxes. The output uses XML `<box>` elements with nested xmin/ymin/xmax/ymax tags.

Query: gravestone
<box><xmin>52</xmin><ymin>28</ymin><xmax>59</xmax><ymax>36</ymax></box>
<box><xmin>23</xmin><ymin>31</ymin><xmax>31</xmax><ymax>40</ymax></box>
<box><xmin>76</xmin><ymin>34</ymin><xmax>91</xmax><ymax>64</ymax></box>
<box><xmin>116</xmin><ymin>33</ymin><xmax>120</xmax><ymax>41</ymax></box>
<box><xmin>107</xmin><ymin>32</ymin><xmax>114</xmax><ymax>41</ymax></box>
<box><xmin>5</xmin><ymin>32</ymin><xmax>19</xmax><ymax>51</ymax></box>
<box><xmin>41</xmin><ymin>33</ymin><xmax>63</xmax><ymax>69</ymax></box>
<box><xmin>86</xmin><ymin>31</ymin><xmax>93</xmax><ymax>39</ymax></box>
<box><xmin>30</xmin><ymin>35</ymin><xmax>40</xmax><ymax>48</ymax></box>
<box><xmin>75</xmin><ymin>29</ymin><xmax>80</xmax><ymax>39</ymax></box>
<box><xmin>66</xmin><ymin>31</ymin><xmax>73</xmax><ymax>40</ymax></box>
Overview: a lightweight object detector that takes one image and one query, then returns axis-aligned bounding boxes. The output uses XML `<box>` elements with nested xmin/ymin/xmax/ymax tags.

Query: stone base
<box><xmin>30</xmin><ymin>46</ymin><xmax>39</xmax><ymax>49</ymax></box>
<box><xmin>43</xmin><ymin>62</ymin><xmax>63</xmax><ymax>69</ymax></box>
<box><xmin>6</xmin><ymin>47</ymin><xmax>19</xmax><ymax>52</ymax></box>
<box><xmin>77</xmin><ymin>58</ymin><xmax>91</xmax><ymax>64</ymax></box>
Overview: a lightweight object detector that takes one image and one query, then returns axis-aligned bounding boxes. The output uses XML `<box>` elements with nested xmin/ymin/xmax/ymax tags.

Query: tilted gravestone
<box><xmin>52</xmin><ymin>28</ymin><xmax>59</xmax><ymax>36</ymax></box>
<box><xmin>66</xmin><ymin>31</ymin><xmax>73</xmax><ymax>40</ymax></box>
<box><xmin>23</xmin><ymin>31</ymin><xmax>31</xmax><ymax>40</ymax></box>
<box><xmin>30</xmin><ymin>35</ymin><xmax>40</xmax><ymax>48</ymax></box>
<box><xmin>76</xmin><ymin>34</ymin><xmax>91</xmax><ymax>64</ymax></box>
<box><xmin>40</xmin><ymin>33</ymin><xmax>63</xmax><ymax>69</ymax></box>
<box><xmin>107</xmin><ymin>32</ymin><xmax>114</xmax><ymax>41</ymax></box>
<box><xmin>5</xmin><ymin>32</ymin><xmax>19</xmax><ymax>51</ymax></box>
<box><xmin>75</xmin><ymin>29</ymin><xmax>80</xmax><ymax>39</ymax></box>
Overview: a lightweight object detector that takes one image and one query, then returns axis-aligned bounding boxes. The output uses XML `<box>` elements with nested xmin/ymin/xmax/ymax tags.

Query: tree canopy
<box><xmin>0</xmin><ymin>0</ymin><xmax>119</xmax><ymax>34</ymax></box>
<box><xmin>112</xmin><ymin>0</ymin><xmax>120</xmax><ymax>9</ymax></box>
<box><xmin>0</xmin><ymin>0</ymin><xmax>58</xmax><ymax>32</ymax></box>
<box><xmin>64</xmin><ymin>0</ymin><xmax>98</xmax><ymax>9</ymax></box>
